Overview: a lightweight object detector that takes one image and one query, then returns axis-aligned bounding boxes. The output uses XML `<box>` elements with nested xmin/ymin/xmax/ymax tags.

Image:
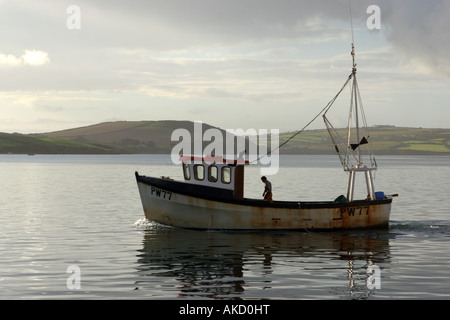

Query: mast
<box><xmin>347</xmin><ymin>42</ymin><xmax>376</xmax><ymax>201</ymax></box>
<box><xmin>351</xmin><ymin>43</ymin><xmax>361</xmax><ymax>166</ymax></box>
<box><xmin>323</xmin><ymin>38</ymin><xmax>377</xmax><ymax>201</ymax></box>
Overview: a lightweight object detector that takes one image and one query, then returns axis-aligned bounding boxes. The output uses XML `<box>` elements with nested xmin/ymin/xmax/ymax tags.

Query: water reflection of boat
<box><xmin>135</xmin><ymin>41</ymin><xmax>396</xmax><ymax>231</ymax></box>
<box><xmin>135</xmin><ymin>227</ymin><xmax>392</xmax><ymax>299</ymax></box>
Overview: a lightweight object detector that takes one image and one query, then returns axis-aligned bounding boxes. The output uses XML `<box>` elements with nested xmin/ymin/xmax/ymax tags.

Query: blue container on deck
<box><xmin>375</xmin><ymin>191</ymin><xmax>385</xmax><ymax>200</ymax></box>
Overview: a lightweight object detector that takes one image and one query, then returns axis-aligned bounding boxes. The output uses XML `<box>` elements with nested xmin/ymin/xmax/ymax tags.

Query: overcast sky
<box><xmin>0</xmin><ymin>0</ymin><xmax>449</xmax><ymax>133</ymax></box>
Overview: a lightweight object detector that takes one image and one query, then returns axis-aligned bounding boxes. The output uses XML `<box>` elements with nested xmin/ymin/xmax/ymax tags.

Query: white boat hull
<box><xmin>136</xmin><ymin>174</ymin><xmax>391</xmax><ymax>231</ymax></box>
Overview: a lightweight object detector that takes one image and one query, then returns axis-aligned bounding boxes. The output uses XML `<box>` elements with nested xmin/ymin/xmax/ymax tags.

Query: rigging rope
<box><xmin>250</xmin><ymin>72</ymin><xmax>354</xmax><ymax>164</ymax></box>
<box><xmin>250</xmin><ymin>1</ymin><xmax>359</xmax><ymax>165</ymax></box>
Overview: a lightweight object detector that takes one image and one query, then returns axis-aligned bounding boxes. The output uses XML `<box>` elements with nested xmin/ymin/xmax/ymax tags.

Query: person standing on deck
<box><xmin>261</xmin><ymin>176</ymin><xmax>273</xmax><ymax>202</ymax></box>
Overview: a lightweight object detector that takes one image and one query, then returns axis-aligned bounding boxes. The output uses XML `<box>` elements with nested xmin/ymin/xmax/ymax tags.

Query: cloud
<box><xmin>1</xmin><ymin>1</ymin><xmax>448</xmax><ymax>85</ymax></box>
<box><xmin>0</xmin><ymin>53</ymin><xmax>22</xmax><ymax>67</ymax></box>
<box><xmin>380</xmin><ymin>0</ymin><xmax>450</xmax><ymax>76</ymax></box>
<box><xmin>21</xmin><ymin>50</ymin><xmax>50</xmax><ymax>66</ymax></box>
<box><xmin>0</xmin><ymin>0</ymin><xmax>449</xmax><ymax>133</ymax></box>
<box><xmin>0</xmin><ymin>50</ymin><xmax>50</xmax><ymax>67</ymax></box>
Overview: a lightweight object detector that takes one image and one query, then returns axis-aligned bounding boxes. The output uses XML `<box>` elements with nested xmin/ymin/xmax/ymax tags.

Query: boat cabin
<box><xmin>180</xmin><ymin>155</ymin><xmax>249</xmax><ymax>199</ymax></box>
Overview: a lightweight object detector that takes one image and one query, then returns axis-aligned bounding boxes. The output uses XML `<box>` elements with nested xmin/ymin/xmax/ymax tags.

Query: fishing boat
<box><xmin>135</xmin><ymin>43</ymin><xmax>396</xmax><ymax>231</ymax></box>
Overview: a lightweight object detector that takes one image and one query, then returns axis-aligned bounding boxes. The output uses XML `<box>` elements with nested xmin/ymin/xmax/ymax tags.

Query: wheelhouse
<box><xmin>180</xmin><ymin>155</ymin><xmax>249</xmax><ymax>199</ymax></box>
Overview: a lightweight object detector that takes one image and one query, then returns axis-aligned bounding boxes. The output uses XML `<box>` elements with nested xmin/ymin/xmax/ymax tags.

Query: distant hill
<box><xmin>0</xmin><ymin>121</ymin><xmax>449</xmax><ymax>155</ymax></box>
<box><xmin>279</xmin><ymin>126</ymin><xmax>450</xmax><ymax>155</ymax></box>
<box><xmin>39</xmin><ymin>120</ymin><xmax>229</xmax><ymax>154</ymax></box>
<box><xmin>0</xmin><ymin>132</ymin><xmax>116</xmax><ymax>154</ymax></box>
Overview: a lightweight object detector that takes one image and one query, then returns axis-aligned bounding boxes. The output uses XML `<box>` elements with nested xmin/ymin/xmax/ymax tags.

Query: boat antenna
<box><xmin>348</xmin><ymin>0</ymin><xmax>357</xmax><ymax>73</ymax></box>
<box><xmin>349</xmin><ymin>0</ymin><xmax>355</xmax><ymax>44</ymax></box>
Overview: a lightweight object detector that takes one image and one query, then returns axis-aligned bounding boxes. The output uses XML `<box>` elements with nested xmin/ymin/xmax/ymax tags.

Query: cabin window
<box><xmin>221</xmin><ymin>166</ymin><xmax>231</xmax><ymax>184</ymax></box>
<box><xmin>208</xmin><ymin>165</ymin><xmax>218</xmax><ymax>182</ymax></box>
<box><xmin>194</xmin><ymin>164</ymin><xmax>205</xmax><ymax>180</ymax></box>
<box><xmin>183</xmin><ymin>163</ymin><xmax>191</xmax><ymax>180</ymax></box>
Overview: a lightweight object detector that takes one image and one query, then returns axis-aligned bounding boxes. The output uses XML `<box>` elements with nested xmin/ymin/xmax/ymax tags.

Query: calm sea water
<box><xmin>0</xmin><ymin>154</ymin><xmax>449</xmax><ymax>300</ymax></box>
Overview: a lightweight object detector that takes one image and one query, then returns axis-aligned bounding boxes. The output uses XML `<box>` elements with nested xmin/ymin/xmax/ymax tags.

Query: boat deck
<box><xmin>135</xmin><ymin>172</ymin><xmax>392</xmax><ymax>209</ymax></box>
